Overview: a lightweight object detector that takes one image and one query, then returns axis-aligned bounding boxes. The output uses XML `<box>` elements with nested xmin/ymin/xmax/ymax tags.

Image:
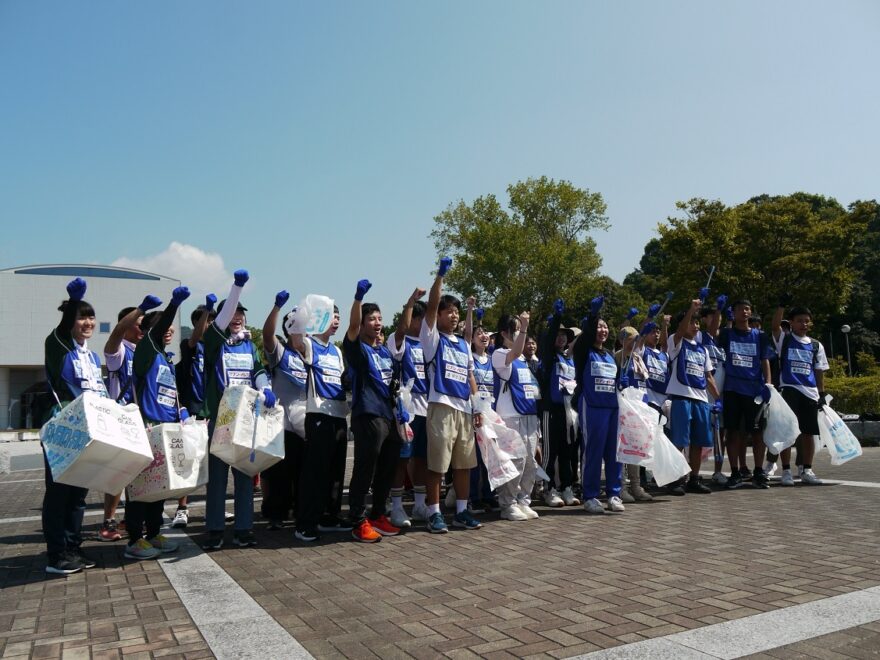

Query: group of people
<box><xmin>40</xmin><ymin>260</ymin><xmax>831</xmax><ymax>574</ymax></box>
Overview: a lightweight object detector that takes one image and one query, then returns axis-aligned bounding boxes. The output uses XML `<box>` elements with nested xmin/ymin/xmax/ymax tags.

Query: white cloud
<box><xmin>112</xmin><ymin>242</ymin><xmax>231</xmax><ymax>297</ymax></box>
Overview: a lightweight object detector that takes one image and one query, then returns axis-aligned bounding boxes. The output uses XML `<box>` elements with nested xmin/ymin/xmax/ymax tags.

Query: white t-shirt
<box><xmin>419</xmin><ymin>320</ymin><xmax>473</xmax><ymax>414</ymax></box>
<box><xmin>105</xmin><ymin>339</ymin><xmax>136</xmax><ymax>401</ymax></box>
<box><xmin>773</xmin><ymin>332</ymin><xmax>828</xmax><ymax>401</ymax></box>
<box><xmin>386</xmin><ymin>333</ymin><xmax>428</xmax><ymax>418</ymax></box>
<box><xmin>665</xmin><ymin>335</ymin><xmax>713</xmax><ymax>403</ymax></box>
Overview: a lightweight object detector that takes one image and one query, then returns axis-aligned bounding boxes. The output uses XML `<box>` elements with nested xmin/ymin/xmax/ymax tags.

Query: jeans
<box><xmin>206</xmin><ymin>420</ymin><xmax>254</xmax><ymax>532</ymax></box>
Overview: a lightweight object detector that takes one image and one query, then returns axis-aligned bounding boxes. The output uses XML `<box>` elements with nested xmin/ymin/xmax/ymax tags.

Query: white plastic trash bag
<box><xmin>287</xmin><ymin>294</ymin><xmax>335</xmax><ymax>335</ymax></box>
<box><xmin>481</xmin><ymin>409</ymin><xmax>528</xmax><ymax>459</ymax></box>
<box><xmin>818</xmin><ymin>407</ymin><xmax>862</xmax><ymax>465</ymax></box>
<box><xmin>647</xmin><ymin>433</ymin><xmax>691</xmax><ymax>487</ymax></box>
<box><xmin>762</xmin><ymin>388</ymin><xmax>799</xmax><ymax>454</ymax></box>
<box><xmin>475</xmin><ymin>423</ymin><xmax>520</xmax><ymax>490</ymax></box>
<box><xmin>40</xmin><ymin>391</ymin><xmax>153</xmax><ymax>493</ymax></box>
<box><xmin>210</xmin><ymin>385</ymin><xmax>285</xmax><ymax>476</ymax></box>
<box><xmin>616</xmin><ymin>389</ymin><xmax>656</xmax><ymax>466</ymax></box>
<box><xmin>128</xmin><ymin>421</ymin><xmax>209</xmax><ymax>502</ymax></box>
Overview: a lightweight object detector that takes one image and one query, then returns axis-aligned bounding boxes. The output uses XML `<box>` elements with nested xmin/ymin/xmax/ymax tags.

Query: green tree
<box><xmin>431</xmin><ymin>177</ymin><xmax>609</xmax><ymax>335</ymax></box>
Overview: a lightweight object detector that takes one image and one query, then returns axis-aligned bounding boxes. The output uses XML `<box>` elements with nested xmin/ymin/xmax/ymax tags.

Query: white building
<box><xmin>0</xmin><ymin>264</ymin><xmax>180</xmax><ymax>429</ymax></box>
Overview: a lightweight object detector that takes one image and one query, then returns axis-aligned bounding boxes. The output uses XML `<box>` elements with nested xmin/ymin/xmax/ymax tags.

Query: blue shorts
<box><xmin>409</xmin><ymin>415</ymin><xmax>428</xmax><ymax>459</ymax></box>
<box><xmin>670</xmin><ymin>398</ymin><xmax>712</xmax><ymax>449</ymax></box>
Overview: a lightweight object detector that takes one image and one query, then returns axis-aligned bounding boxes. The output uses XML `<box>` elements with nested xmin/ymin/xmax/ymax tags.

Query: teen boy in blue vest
<box><xmin>419</xmin><ymin>257</ymin><xmax>483</xmax><ymax>533</ymax></box>
<box><xmin>771</xmin><ymin>300</ymin><xmax>828</xmax><ymax>485</ymax></box>
<box><xmin>342</xmin><ymin>280</ymin><xmax>405</xmax><ymax>542</ymax></box>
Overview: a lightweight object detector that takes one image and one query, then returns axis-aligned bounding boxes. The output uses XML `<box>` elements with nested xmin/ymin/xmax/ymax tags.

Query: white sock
<box><xmin>413</xmin><ymin>488</ymin><xmax>426</xmax><ymax>507</ymax></box>
<box><xmin>391</xmin><ymin>496</ymin><xmax>403</xmax><ymax>509</ymax></box>
<box><xmin>456</xmin><ymin>499</ymin><xmax>467</xmax><ymax>513</ymax></box>
<box><xmin>427</xmin><ymin>503</ymin><xmax>440</xmax><ymax>516</ymax></box>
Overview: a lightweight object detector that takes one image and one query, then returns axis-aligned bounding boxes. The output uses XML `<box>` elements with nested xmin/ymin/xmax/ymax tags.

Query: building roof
<box><xmin>1</xmin><ymin>264</ymin><xmax>174</xmax><ymax>281</ymax></box>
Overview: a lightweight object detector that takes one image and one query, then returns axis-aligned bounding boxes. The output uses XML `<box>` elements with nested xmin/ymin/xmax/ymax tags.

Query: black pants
<box><xmin>261</xmin><ymin>430</ymin><xmax>304</xmax><ymax>521</ymax></box>
<box><xmin>296</xmin><ymin>413</ymin><xmax>347</xmax><ymax>531</ymax></box>
<box><xmin>41</xmin><ymin>452</ymin><xmax>87</xmax><ymax>560</ymax></box>
<box><xmin>541</xmin><ymin>404</ymin><xmax>576</xmax><ymax>490</ymax></box>
<box><xmin>348</xmin><ymin>415</ymin><xmax>403</xmax><ymax>524</ymax></box>
<box><xmin>126</xmin><ymin>499</ymin><xmax>164</xmax><ymax>543</ymax></box>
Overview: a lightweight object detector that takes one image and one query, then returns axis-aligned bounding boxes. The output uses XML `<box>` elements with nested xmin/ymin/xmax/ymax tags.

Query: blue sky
<box><xmin>2</xmin><ymin>1</ymin><xmax>878</xmax><ymax>328</ymax></box>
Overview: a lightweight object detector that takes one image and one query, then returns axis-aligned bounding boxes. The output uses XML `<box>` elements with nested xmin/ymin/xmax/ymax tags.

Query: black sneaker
<box><xmin>233</xmin><ymin>531</ymin><xmax>257</xmax><ymax>547</ymax></box>
<box><xmin>45</xmin><ymin>552</ymin><xmax>84</xmax><ymax>575</ymax></box>
<box><xmin>685</xmin><ymin>479</ymin><xmax>712</xmax><ymax>494</ymax></box>
<box><xmin>739</xmin><ymin>467</ymin><xmax>752</xmax><ymax>480</ymax></box>
<box><xmin>317</xmin><ymin>517</ymin><xmax>353</xmax><ymax>533</ymax></box>
<box><xmin>726</xmin><ymin>473</ymin><xmax>745</xmax><ymax>489</ymax></box>
<box><xmin>294</xmin><ymin>528</ymin><xmax>320</xmax><ymax>542</ymax></box>
<box><xmin>71</xmin><ymin>548</ymin><xmax>97</xmax><ymax>568</ymax></box>
<box><xmin>752</xmin><ymin>469</ymin><xmax>770</xmax><ymax>489</ymax></box>
<box><xmin>665</xmin><ymin>482</ymin><xmax>686</xmax><ymax>496</ymax></box>
<box><xmin>201</xmin><ymin>532</ymin><xmax>224</xmax><ymax>551</ymax></box>
<box><xmin>266</xmin><ymin>519</ymin><xmax>285</xmax><ymax>531</ymax></box>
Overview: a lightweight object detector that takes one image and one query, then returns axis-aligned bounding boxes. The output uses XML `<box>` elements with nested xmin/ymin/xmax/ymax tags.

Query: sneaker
<box><xmin>266</xmin><ymin>519</ymin><xmax>285</xmax><ymax>530</ymax></box>
<box><xmin>619</xmin><ymin>489</ymin><xmax>636</xmax><ymax>504</ymax></box>
<box><xmin>410</xmin><ymin>502</ymin><xmax>429</xmax><ymax>522</ymax></box>
<box><xmin>561</xmin><ymin>487</ymin><xmax>581</xmax><ymax>506</ymax></box>
<box><xmin>752</xmin><ymin>469</ymin><xmax>770</xmax><ymax>490</ymax></box>
<box><xmin>543</xmin><ymin>489</ymin><xmax>564</xmax><ymax>508</ymax></box>
<box><xmin>726</xmin><ymin>473</ymin><xmax>745</xmax><ymax>489</ymax></box>
<box><xmin>233</xmin><ymin>531</ymin><xmax>257</xmax><ymax>547</ymax></box>
<box><xmin>317</xmin><ymin>517</ymin><xmax>354</xmax><ymax>533</ymax></box>
<box><xmin>482</xmin><ymin>497</ymin><xmax>501</xmax><ymax>511</ymax></box>
<box><xmin>224</xmin><ymin>512</ymin><xmax>235</xmax><ymax>523</ymax></box>
<box><xmin>500</xmin><ymin>504</ymin><xmax>528</xmax><ymax>521</ymax></box>
<box><xmin>389</xmin><ymin>507</ymin><xmax>412</xmax><ymax>528</ymax></box>
<box><xmin>685</xmin><ymin>479</ymin><xmax>712</xmax><ymax>494</ymax></box>
<box><xmin>171</xmin><ymin>508</ymin><xmax>189</xmax><ymax>529</ymax></box>
<box><xmin>70</xmin><ymin>548</ymin><xmax>96</xmax><ymax>569</ymax></box>
<box><xmin>517</xmin><ymin>503</ymin><xmax>540</xmax><ymax>519</ymax></box>
<box><xmin>201</xmin><ymin>532</ymin><xmax>224</xmax><ymax>551</ymax></box>
<box><xmin>45</xmin><ymin>552</ymin><xmax>83</xmax><ymax>575</ymax></box>
<box><xmin>607</xmin><ymin>496</ymin><xmax>625</xmax><ymax>512</ymax></box>
<box><xmin>739</xmin><ymin>467</ymin><xmax>752</xmax><ymax>480</ymax></box>
<box><xmin>444</xmin><ymin>486</ymin><xmax>456</xmax><ymax>509</ymax></box>
<box><xmin>801</xmin><ymin>469</ymin><xmax>823</xmax><ymax>485</ymax></box>
<box><xmin>780</xmin><ymin>469</ymin><xmax>796</xmax><ymax>486</ymax></box>
<box><xmin>148</xmin><ymin>534</ymin><xmax>179</xmax><ymax>553</ymax></box>
<box><xmin>797</xmin><ymin>466</ymin><xmax>805</xmax><ymax>479</ymax></box>
<box><xmin>294</xmin><ymin>528</ymin><xmax>320</xmax><ymax>542</ymax></box>
<box><xmin>665</xmin><ymin>482</ymin><xmax>686</xmax><ymax>496</ymax></box>
<box><xmin>711</xmin><ymin>471</ymin><xmax>728</xmax><ymax>486</ymax></box>
<box><xmin>369</xmin><ymin>515</ymin><xmax>401</xmax><ymax>537</ymax></box>
<box><xmin>452</xmin><ymin>509</ymin><xmax>482</xmax><ymax>530</ymax></box>
<box><xmin>426</xmin><ymin>511</ymin><xmax>449</xmax><ymax>534</ymax></box>
<box><xmin>124</xmin><ymin>538</ymin><xmax>161</xmax><ymax>560</ymax></box>
<box><xmin>630</xmin><ymin>486</ymin><xmax>654</xmax><ymax>502</ymax></box>
<box><xmin>583</xmin><ymin>498</ymin><xmax>606</xmax><ymax>515</ymax></box>
<box><xmin>467</xmin><ymin>501</ymin><xmax>486</xmax><ymax>515</ymax></box>
<box><xmin>98</xmin><ymin>519</ymin><xmax>122</xmax><ymax>542</ymax></box>
<box><xmin>763</xmin><ymin>461</ymin><xmax>777</xmax><ymax>477</ymax></box>
<box><xmin>352</xmin><ymin>519</ymin><xmax>382</xmax><ymax>542</ymax></box>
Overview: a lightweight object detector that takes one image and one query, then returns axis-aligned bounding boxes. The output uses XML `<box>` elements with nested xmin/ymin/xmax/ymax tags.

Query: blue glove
<box><xmin>641</xmin><ymin>322</ymin><xmax>657</xmax><ymax>336</ymax></box>
<box><xmin>395</xmin><ymin>407</ymin><xmax>411</xmax><ymax>424</ymax></box>
<box><xmin>725</xmin><ymin>306</ymin><xmax>733</xmax><ymax>321</ymax></box>
<box><xmin>438</xmin><ymin>256</ymin><xmax>452</xmax><ymax>277</ymax></box>
<box><xmin>138</xmin><ymin>295</ymin><xmax>162</xmax><ymax>313</ymax></box>
<box><xmin>761</xmin><ymin>384</ymin><xmax>772</xmax><ymax>403</ymax></box>
<box><xmin>647</xmin><ymin>303</ymin><xmax>661</xmax><ymax>319</ymax></box>
<box><xmin>233</xmin><ymin>269</ymin><xmax>249</xmax><ymax>287</ymax></box>
<box><xmin>171</xmin><ymin>286</ymin><xmax>190</xmax><ymax>306</ymax></box>
<box><xmin>66</xmin><ymin>277</ymin><xmax>87</xmax><ymax>301</ymax></box>
<box><xmin>698</xmin><ymin>287</ymin><xmax>710</xmax><ymax>302</ymax></box>
<box><xmin>262</xmin><ymin>388</ymin><xmax>277</xmax><ymax>408</ymax></box>
<box><xmin>179</xmin><ymin>408</ymin><xmax>190</xmax><ymax>423</ymax></box>
<box><xmin>275</xmin><ymin>290</ymin><xmax>290</xmax><ymax>308</ymax></box>
<box><xmin>589</xmin><ymin>295</ymin><xmax>604</xmax><ymax>316</ymax></box>
<box><xmin>716</xmin><ymin>294</ymin><xmax>728</xmax><ymax>311</ymax></box>
<box><xmin>554</xmin><ymin>298</ymin><xmax>565</xmax><ymax>316</ymax></box>
<box><xmin>475</xmin><ymin>307</ymin><xmax>484</xmax><ymax>321</ymax></box>
<box><xmin>205</xmin><ymin>293</ymin><xmax>217</xmax><ymax>311</ymax></box>
<box><xmin>626</xmin><ymin>307</ymin><xmax>639</xmax><ymax>320</ymax></box>
<box><xmin>355</xmin><ymin>279</ymin><xmax>372</xmax><ymax>301</ymax></box>
<box><xmin>712</xmin><ymin>400</ymin><xmax>723</xmax><ymax>415</ymax></box>
<box><xmin>617</xmin><ymin>374</ymin><xmax>630</xmax><ymax>390</ymax></box>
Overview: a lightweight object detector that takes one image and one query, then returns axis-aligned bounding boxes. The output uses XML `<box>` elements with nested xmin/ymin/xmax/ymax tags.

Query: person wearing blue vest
<box><xmin>665</xmin><ymin>299</ymin><xmax>722</xmax><ymax>495</ymax></box>
<box><xmin>700</xmin><ymin>296</ymin><xmax>728</xmax><ymax>486</ymax></box>
<box><xmin>125</xmin><ymin>286</ymin><xmax>191</xmax><ymax>560</ymax></box>
<box><xmin>715</xmin><ymin>299</ymin><xmax>775</xmax><ymax>489</ymax></box>
<box><xmin>42</xmin><ymin>278</ymin><xmax>108</xmax><ymax>575</ymax></box>
<box><xmin>342</xmin><ymin>280</ymin><xmax>406</xmax><ymax>542</ymax></box>
<box><xmin>466</xmin><ymin>303</ymin><xmax>497</xmax><ymax>513</ymax></box>
<box><xmin>419</xmin><ymin>257</ymin><xmax>482</xmax><ymax>534</ymax></box>
<box><xmin>771</xmin><ymin>299</ymin><xmax>828</xmax><ymax>486</ymax></box>
<box><xmin>260</xmin><ymin>290</ymin><xmax>308</xmax><ymax>530</ymax></box>
<box><xmin>196</xmin><ymin>270</ymin><xmax>276</xmax><ymax>550</ymax></box>
<box><xmin>386</xmin><ymin>288</ymin><xmax>428</xmax><ymax>527</ymax></box>
<box><xmin>291</xmin><ymin>302</ymin><xmax>350</xmax><ymax>542</ymax></box>
<box><xmin>539</xmin><ymin>299</ymin><xmax>581</xmax><ymax>508</ymax></box>
<box><xmin>99</xmin><ymin>296</ymin><xmax>163</xmax><ymax>543</ymax></box>
<box><xmin>572</xmin><ymin>295</ymin><xmax>625</xmax><ymax>514</ymax></box>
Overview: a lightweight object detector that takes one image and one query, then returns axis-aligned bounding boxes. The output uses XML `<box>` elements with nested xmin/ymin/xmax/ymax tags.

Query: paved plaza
<box><xmin>1</xmin><ymin>449</ymin><xmax>878</xmax><ymax>659</ymax></box>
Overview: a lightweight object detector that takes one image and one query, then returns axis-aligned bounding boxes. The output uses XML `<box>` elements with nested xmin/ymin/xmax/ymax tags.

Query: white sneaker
<box><xmin>410</xmin><ymin>502</ymin><xmax>428</xmax><ymax>521</ymax></box>
<box><xmin>171</xmin><ymin>508</ymin><xmax>189</xmax><ymax>528</ymax></box>
<box><xmin>780</xmin><ymin>469</ymin><xmax>795</xmax><ymax>487</ymax></box>
<box><xmin>517</xmin><ymin>503</ymin><xmax>539</xmax><ymax>520</ymax></box>
<box><xmin>607</xmin><ymin>496</ymin><xmax>625</xmax><ymax>512</ymax></box>
<box><xmin>583</xmin><ymin>498</ymin><xmax>606</xmax><ymax>515</ymax></box>
<box><xmin>500</xmin><ymin>504</ymin><xmax>528</xmax><ymax>521</ymax></box>
<box><xmin>444</xmin><ymin>486</ymin><xmax>456</xmax><ymax>509</ymax></box>
<box><xmin>561</xmin><ymin>487</ymin><xmax>581</xmax><ymax>506</ymax></box>
<box><xmin>543</xmin><ymin>489</ymin><xmax>564</xmax><ymax>508</ymax></box>
<box><xmin>763</xmin><ymin>461</ymin><xmax>777</xmax><ymax>478</ymax></box>
<box><xmin>797</xmin><ymin>466</ymin><xmax>805</xmax><ymax>479</ymax></box>
<box><xmin>711</xmin><ymin>472</ymin><xmax>728</xmax><ymax>486</ymax></box>
<box><xmin>801</xmin><ymin>469</ymin><xmax>823</xmax><ymax>485</ymax></box>
<box><xmin>389</xmin><ymin>507</ymin><xmax>412</xmax><ymax>528</ymax></box>
<box><xmin>620</xmin><ymin>489</ymin><xmax>636</xmax><ymax>504</ymax></box>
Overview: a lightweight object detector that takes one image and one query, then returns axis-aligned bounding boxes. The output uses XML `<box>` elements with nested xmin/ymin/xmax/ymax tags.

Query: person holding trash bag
<box><xmin>572</xmin><ymin>295</ymin><xmax>625</xmax><ymax>515</ymax></box>
<box><xmin>196</xmin><ymin>270</ymin><xmax>276</xmax><ymax>550</ymax></box>
<box><xmin>42</xmin><ymin>277</ymin><xmax>109</xmax><ymax>575</ymax></box>
<box><xmin>770</xmin><ymin>297</ymin><xmax>828</xmax><ymax>485</ymax></box>
<box><xmin>125</xmin><ymin>286</ymin><xmax>191</xmax><ymax>560</ymax></box>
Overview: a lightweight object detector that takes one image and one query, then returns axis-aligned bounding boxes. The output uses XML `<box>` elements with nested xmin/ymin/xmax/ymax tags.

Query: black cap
<box><xmin>216</xmin><ymin>299</ymin><xmax>247</xmax><ymax>315</ymax></box>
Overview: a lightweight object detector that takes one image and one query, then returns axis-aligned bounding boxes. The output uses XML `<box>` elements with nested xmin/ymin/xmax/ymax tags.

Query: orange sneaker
<box><xmin>368</xmin><ymin>515</ymin><xmax>400</xmax><ymax>537</ymax></box>
<box><xmin>352</xmin><ymin>520</ymin><xmax>382</xmax><ymax>543</ymax></box>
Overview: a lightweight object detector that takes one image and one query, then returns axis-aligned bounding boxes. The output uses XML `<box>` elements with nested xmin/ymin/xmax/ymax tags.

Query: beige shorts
<box><xmin>426</xmin><ymin>403</ymin><xmax>477</xmax><ymax>472</ymax></box>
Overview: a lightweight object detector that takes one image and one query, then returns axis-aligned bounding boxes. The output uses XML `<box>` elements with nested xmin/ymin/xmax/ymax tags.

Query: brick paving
<box><xmin>1</xmin><ymin>449</ymin><xmax>878</xmax><ymax>659</ymax></box>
